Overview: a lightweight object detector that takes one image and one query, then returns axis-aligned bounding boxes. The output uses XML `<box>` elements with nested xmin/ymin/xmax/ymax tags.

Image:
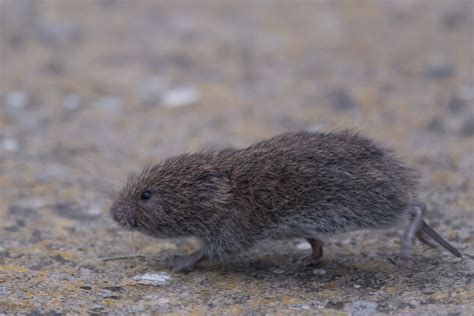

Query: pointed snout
<box><xmin>110</xmin><ymin>204</ymin><xmax>138</xmax><ymax>230</ymax></box>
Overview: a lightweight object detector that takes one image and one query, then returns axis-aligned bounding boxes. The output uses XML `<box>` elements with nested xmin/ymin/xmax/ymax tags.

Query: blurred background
<box><xmin>1</xmin><ymin>0</ymin><xmax>473</xmax><ymax>314</ymax></box>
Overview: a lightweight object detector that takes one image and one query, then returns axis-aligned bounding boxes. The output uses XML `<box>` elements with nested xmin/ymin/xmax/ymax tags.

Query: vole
<box><xmin>110</xmin><ymin>130</ymin><xmax>462</xmax><ymax>272</ymax></box>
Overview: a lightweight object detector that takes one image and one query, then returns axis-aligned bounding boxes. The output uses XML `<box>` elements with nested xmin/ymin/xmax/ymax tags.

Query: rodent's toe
<box><xmin>389</xmin><ymin>256</ymin><xmax>415</xmax><ymax>269</ymax></box>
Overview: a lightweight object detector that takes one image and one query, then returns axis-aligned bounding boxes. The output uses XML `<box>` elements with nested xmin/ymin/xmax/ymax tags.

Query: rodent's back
<box><xmin>227</xmin><ymin>130</ymin><xmax>418</xmax><ymax>235</ymax></box>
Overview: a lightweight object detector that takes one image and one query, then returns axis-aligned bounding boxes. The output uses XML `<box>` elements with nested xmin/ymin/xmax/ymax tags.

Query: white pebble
<box><xmin>85</xmin><ymin>204</ymin><xmax>102</xmax><ymax>216</ymax></box>
<box><xmin>312</xmin><ymin>269</ymin><xmax>327</xmax><ymax>275</ymax></box>
<box><xmin>296</xmin><ymin>241</ymin><xmax>312</xmax><ymax>250</ymax></box>
<box><xmin>99</xmin><ymin>289</ymin><xmax>113</xmax><ymax>297</ymax></box>
<box><xmin>290</xmin><ymin>304</ymin><xmax>311</xmax><ymax>310</ymax></box>
<box><xmin>346</xmin><ymin>301</ymin><xmax>378</xmax><ymax>316</ymax></box>
<box><xmin>6</xmin><ymin>91</ymin><xmax>28</xmax><ymax>109</ymax></box>
<box><xmin>162</xmin><ymin>86</ymin><xmax>199</xmax><ymax>108</ymax></box>
<box><xmin>0</xmin><ymin>286</ymin><xmax>9</xmax><ymax>295</ymax></box>
<box><xmin>133</xmin><ymin>272</ymin><xmax>172</xmax><ymax>286</ymax></box>
<box><xmin>306</xmin><ymin>123</ymin><xmax>326</xmax><ymax>132</ymax></box>
<box><xmin>354</xmin><ymin>284</ymin><xmax>361</xmax><ymax>288</ymax></box>
<box><xmin>2</xmin><ymin>138</ymin><xmax>19</xmax><ymax>152</ymax></box>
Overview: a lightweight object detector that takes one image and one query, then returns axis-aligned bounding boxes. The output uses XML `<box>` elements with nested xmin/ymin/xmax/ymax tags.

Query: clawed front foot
<box><xmin>166</xmin><ymin>249</ymin><xmax>205</xmax><ymax>273</ymax></box>
<box><xmin>302</xmin><ymin>237</ymin><xmax>324</xmax><ymax>266</ymax></box>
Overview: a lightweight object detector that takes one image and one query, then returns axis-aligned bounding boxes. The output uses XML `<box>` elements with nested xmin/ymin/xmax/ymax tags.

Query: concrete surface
<box><xmin>1</xmin><ymin>0</ymin><xmax>473</xmax><ymax>315</ymax></box>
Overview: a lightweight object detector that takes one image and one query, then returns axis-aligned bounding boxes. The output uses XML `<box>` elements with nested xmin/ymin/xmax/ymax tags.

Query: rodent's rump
<box><xmin>229</xmin><ymin>131</ymin><xmax>418</xmax><ymax>234</ymax></box>
<box><xmin>110</xmin><ymin>130</ymin><xmax>461</xmax><ymax>272</ymax></box>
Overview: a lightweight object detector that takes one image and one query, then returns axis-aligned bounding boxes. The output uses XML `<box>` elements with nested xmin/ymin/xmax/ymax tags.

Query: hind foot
<box><xmin>389</xmin><ymin>255</ymin><xmax>415</xmax><ymax>269</ymax></box>
<box><xmin>400</xmin><ymin>202</ymin><xmax>437</xmax><ymax>262</ymax></box>
<box><xmin>400</xmin><ymin>202</ymin><xmax>425</xmax><ymax>262</ymax></box>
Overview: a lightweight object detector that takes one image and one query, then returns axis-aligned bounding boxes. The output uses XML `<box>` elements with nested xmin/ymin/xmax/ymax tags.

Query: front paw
<box><xmin>166</xmin><ymin>255</ymin><xmax>197</xmax><ymax>273</ymax></box>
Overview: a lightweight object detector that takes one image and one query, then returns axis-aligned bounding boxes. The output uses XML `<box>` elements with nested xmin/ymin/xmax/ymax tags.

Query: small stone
<box><xmin>328</xmin><ymin>89</ymin><xmax>357</xmax><ymax>111</ymax></box>
<box><xmin>346</xmin><ymin>301</ymin><xmax>378</xmax><ymax>316</ymax></box>
<box><xmin>296</xmin><ymin>241</ymin><xmax>312</xmax><ymax>250</ymax></box>
<box><xmin>354</xmin><ymin>284</ymin><xmax>361</xmax><ymax>289</ymax></box>
<box><xmin>2</xmin><ymin>138</ymin><xmax>19</xmax><ymax>152</ymax></box>
<box><xmin>133</xmin><ymin>272</ymin><xmax>172</xmax><ymax>286</ymax></box>
<box><xmin>271</xmin><ymin>268</ymin><xmax>285</xmax><ymax>274</ymax></box>
<box><xmin>158</xmin><ymin>299</ymin><xmax>172</xmax><ymax>310</ymax></box>
<box><xmin>290</xmin><ymin>304</ymin><xmax>311</xmax><ymax>310</ymax></box>
<box><xmin>16</xmin><ymin>290</ymin><xmax>26</xmax><ymax>299</ymax></box>
<box><xmin>408</xmin><ymin>299</ymin><xmax>419</xmax><ymax>307</ymax></box>
<box><xmin>64</xmin><ymin>94</ymin><xmax>81</xmax><ymax>110</ymax></box>
<box><xmin>312</xmin><ymin>269</ymin><xmax>327</xmax><ymax>275</ymax></box>
<box><xmin>0</xmin><ymin>286</ymin><xmax>9</xmax><ymax>295</ymax></box>
<box><xmin>162</xmin><ymin>86</ymin><xmax>199</xmax><ymax>108</ymax></box>
<box><xmin>193</xmin><ymin>275</ymin><xmax>207</xmax><ymax>285</ymax></box>
<box><xmin>307</xmin><ymin>123</ymin><xmax>326</xmax><ymax>132</ymax></box>
<box><xmin>5</xmin><ymin>91</ymin><xmax>29</xmax><ymax>109</ymax></box>
<box><xmin>99</xmin><ymin>289</ymin><xmax>113</xmax><ymax>297</ymax></box>
<box><xmin>85</xmin><ymin>204</ymin><xmax>103</xmax><ymax>216</ymax></box>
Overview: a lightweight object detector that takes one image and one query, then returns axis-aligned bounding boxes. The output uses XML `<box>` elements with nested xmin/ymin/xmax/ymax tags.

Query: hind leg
<box><xmin>302</xmin><ymin>237</ymin><xmax>324</xmax><ymax>265</ymax></box>
<box><xmin>416</xmin><ymin>230</ymin><xmax>438</xmax><ymax>248</ymax></box>
<box><xmin>400</xmin><ymin>202</ymin><xmax>427</xmax><ymax>265</ymax></box>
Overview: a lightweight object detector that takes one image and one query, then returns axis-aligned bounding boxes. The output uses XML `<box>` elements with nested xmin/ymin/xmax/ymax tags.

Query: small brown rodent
<box><xmin>110</xmin><ymin>130</ymin><xmax>462</xmax><ymax>272</ymax></box>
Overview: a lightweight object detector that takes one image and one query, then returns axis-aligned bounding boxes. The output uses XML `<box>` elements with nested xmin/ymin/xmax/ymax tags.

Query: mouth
<box><xmin>110</xmin><ymin>206</ymin><xmax>139</xmax><ymax>230</ymax></box>
<box><xmin>120</xmin><ymin>220</ymin><xmax>139</xmax><ymax>231</ymax></box>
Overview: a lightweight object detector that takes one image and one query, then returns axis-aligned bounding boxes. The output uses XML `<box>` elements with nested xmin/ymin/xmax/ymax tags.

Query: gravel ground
<box><xmin>1</xmin><ymin>0</ymin><xmax>473</xmax><ymax>315</ymax></box>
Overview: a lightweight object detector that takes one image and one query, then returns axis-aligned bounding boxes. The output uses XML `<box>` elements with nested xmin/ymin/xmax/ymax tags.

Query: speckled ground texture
<box><xmin>1</xmin><ymin>0</ymin><xmax>473</xmax><ymax>315</ymax></box>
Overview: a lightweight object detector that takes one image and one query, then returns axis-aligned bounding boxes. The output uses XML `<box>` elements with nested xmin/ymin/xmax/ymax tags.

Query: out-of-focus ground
<box><xmin>1</xmin><ymin>0</ymin><xmax>473</xmax><ymax>315</ymax></box>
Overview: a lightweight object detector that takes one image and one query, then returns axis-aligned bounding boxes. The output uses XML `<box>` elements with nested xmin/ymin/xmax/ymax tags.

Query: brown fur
<box><xmin>110</xmin><ymin>130</ymin><xmax>461</xmax><ymax>271</ymax></box>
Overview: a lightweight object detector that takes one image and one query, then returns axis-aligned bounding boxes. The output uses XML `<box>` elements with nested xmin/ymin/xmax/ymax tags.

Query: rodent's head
<box><xmin>110</xmin><ymin>153</ymin><xmax>231</xmax><ymax>238</ymax></box>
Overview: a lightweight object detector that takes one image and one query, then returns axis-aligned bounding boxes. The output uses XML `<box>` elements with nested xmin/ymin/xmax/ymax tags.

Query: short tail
<box><xmin>421</xmin><ymin>220</ymin><xmax>462</xmax><ymax>258</ymax></box>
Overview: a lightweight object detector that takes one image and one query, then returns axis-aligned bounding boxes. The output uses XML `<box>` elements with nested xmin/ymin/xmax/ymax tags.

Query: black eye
<box><xmin>141</xmin><ymin>190</ymin><xmax>152</xmax><ymax>200</ymax></box>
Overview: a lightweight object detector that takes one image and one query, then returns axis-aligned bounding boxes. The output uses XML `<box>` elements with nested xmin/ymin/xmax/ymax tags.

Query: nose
<box><xmin>128</xmin><ymin>217</ymin><xmax>138</xmax><ymax>228</ymax></box>
<box><xmin>110</xmin><ymin>205</ymin><xmax>139</xmax><ymax>230</ymax></box>
<box><xmin>110</xmin><ymin>205</ymin><xmax>124</xmax><ymax>224</ymax></box>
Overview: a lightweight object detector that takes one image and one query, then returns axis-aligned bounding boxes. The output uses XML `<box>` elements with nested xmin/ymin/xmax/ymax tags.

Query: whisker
<box><xmin>101</xmin><ymin>254</ymin><xmax>145</xmax><ymax>261</ymax></box>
